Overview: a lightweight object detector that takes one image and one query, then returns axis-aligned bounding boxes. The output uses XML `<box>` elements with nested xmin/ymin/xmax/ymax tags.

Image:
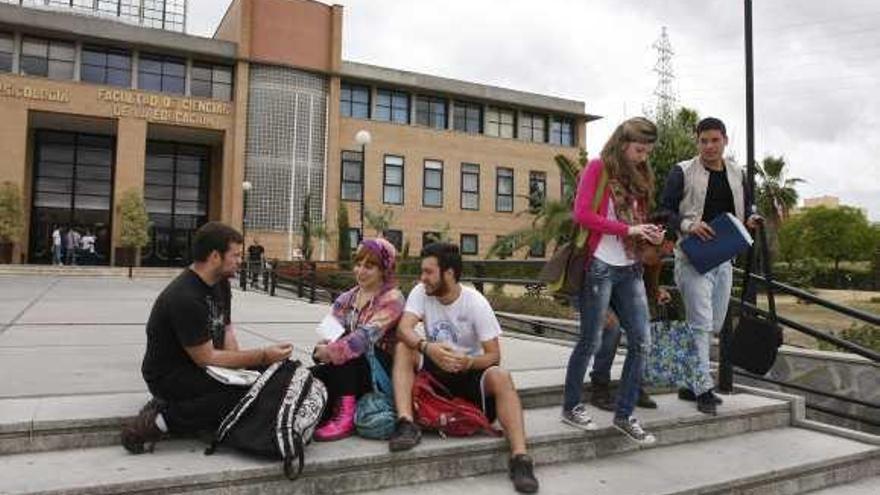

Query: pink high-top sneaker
<box><xmin>314</xmin><ymin>395</ymin><xmax>356</xmax><ymax>441</ymax></box>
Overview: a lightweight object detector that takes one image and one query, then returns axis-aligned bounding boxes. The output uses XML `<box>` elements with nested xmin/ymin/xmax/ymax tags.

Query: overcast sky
<box><xmin>188</xmin><ymin>0</ymin><xmax>880</xmax><ymax>221</ymax></box>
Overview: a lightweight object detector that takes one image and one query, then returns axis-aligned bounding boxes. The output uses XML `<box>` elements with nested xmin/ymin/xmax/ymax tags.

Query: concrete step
<box><xmin>0</xmin><ymin>265</ymin><xmax>182</xmax><ymax>278</ymax></box>
<box><xmin>805</xmin><ymin>476</ymin><xmax>880</xmax><ymax>494</ymax></box>
<box><xmin>0</xmin><ymin>364</ymin><xmax>637</xmax><ymax>455</ymax></box>
<box><xmin>362</xmin><ymin>428</ymin><xmax>880</xmax><ymax>495</ymax></box>
<box><xmin>0</xmin><ymin>392</ymin><xmax>790</xmax><ymax>495</ymax></box>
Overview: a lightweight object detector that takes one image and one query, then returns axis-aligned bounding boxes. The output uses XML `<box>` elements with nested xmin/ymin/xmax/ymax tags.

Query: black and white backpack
<box><xmin>205</xmin><ymin>359</ymin><xmax>327</xmax><ymax>480</ymax></box>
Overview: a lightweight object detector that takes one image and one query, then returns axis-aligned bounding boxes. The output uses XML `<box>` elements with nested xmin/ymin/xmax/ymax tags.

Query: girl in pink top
<box><xmin>561</xmin><ymin>117</ymin><xmax>664</xmax><ymax>445</ymax></box>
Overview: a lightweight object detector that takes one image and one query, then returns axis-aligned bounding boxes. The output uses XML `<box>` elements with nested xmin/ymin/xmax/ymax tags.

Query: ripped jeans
<box><xmin>563</xmin><ymin>258</ymin><xmax>652</xmax><ymax>419</ymax></box>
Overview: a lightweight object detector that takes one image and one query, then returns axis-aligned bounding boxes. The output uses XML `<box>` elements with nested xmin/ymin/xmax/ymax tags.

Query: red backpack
<box><xmin>412</xmin><ymin>371</ymin><xmax>501</xmax><ymax>438</ymax></box>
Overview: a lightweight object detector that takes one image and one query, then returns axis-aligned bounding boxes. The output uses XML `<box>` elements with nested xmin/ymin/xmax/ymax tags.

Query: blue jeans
<box><xmin>674</xmin><ymin>256</ymin><xmax>733</xmax><ymax>395</ymax></box>
<box><xmin>563</xmin><ymin>258</ymin><xmax>651</xmax><ymax>419</ymax></box>
<box><xmin>589</xmin><ymin>312</ymin><xmax>621</xmax><ymax>386</ymax></box>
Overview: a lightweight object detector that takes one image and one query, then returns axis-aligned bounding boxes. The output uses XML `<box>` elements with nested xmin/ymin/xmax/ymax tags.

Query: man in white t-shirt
<box><xmin>389</xmin><ymin>242</ymin><xmax>538</xmax><ymax>494</ymax></box>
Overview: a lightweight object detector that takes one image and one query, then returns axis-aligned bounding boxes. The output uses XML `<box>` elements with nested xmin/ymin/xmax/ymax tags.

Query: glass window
<box><xmin>341</xmin><ymin>82</ymin><xmax>370</xmax><ymax>119</ymax></box>
<box><xmin>415</xmin><ymin>95</ymin><xmax>447</xmax><ymax>129</ymax></box>
<box><xmin>348</xmin><ymin>228</ymin><xmax>362</xmax><ymax>250</ymax></box>
<box><xmin>496</xmin><ymin>168</ymin><xmax>514</xmax><ymax>212</ymax></box>
<box><xmin>383</xmin><ymin>155</ymin><xmax>404</xmax><ymax>205</ymax></box>
<box><xmin>81</xmin><ymin>46</ymin><xmax>131</xmax><ymax>87</ymax></box>
<box><xmin>376</xmin><ymin>89</ymin><xmax>409</xmax><ymax>124</ymax></box>
<box><xmin>461</xmin><ymin>234</ymin><xmax>479</xmax><ymax>255</ymax></box>
<box><xmin>192</xmin><ymin>62</ymin><xmax>233</xmax><ymax>100</ymax></box>
<box><xmin>528</xmin><ymin>171</ymin><xmax>547</xmax><ymax>213</ymax></box>
<box><xmin>423</xmin><ymin>160</ymin><xmax>443</xmax><ymax>207</ymax></box>
<box><xmin>461</xmin><ymin>163</ymin><xmax>480</xmax><ymax>211</ymax></box>
<box><xmin>383</xmin><ymin>229</ymin><xmax>403</xmax><ymax>252</ymax></box>
<box><xmin>341</xmin><ymin>150</ymin><xmax>363</xmax><ymax>201</ymax></box>
<box><xmin>138</xmin><ymin>53</ymin><xmax>185</xmax><ymax>95</ymax></box>
<box><xmin>520</xmin><ymin>112</ymin><xmax>546</xmax><ymax>143</ymax></box>
<box><xmin>422</xmin><ymin>160</ymin><xmax>443</xmax><ymax>207</ymax></box>
<box><xmin>0</xmin><ymin>32</ymin><xmax>13</xmax><ymax>73</ymax></box>
<box><xmin>453</xmin><ymin>101</ymin><xmax>482</xmax><ymax>134</ymax></box>
<box><xmin>485</xmin><ymin>107</ymin><xmax>515</xmax><ymax>138</ymax></box>
<box><xmin>550</xmin><ymin>116</ymin><xmax>575</xmax><ymax>146</ymax></box>
<box><xmin>21</xmin><ymin>37</ymin><xmax>74</xmax><ymax>80</ymax></box>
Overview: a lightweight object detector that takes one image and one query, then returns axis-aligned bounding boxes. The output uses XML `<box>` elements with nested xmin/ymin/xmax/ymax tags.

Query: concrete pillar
<box><xmin>110</xmin><ymin>117</ymin><xmax>147</xmax><ymax>265</ymax></box>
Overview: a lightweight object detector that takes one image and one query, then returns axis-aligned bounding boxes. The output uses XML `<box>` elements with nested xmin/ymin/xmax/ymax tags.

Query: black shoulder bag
<box><xmin>730</xmin><ymin>226</ymin><xmax>783</xmax><ymax>375</ymax></box>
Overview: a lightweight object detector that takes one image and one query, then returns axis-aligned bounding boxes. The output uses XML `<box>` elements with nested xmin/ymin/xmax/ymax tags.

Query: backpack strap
<box><xmin>366</xmin><ymin>344</ymin><xmax>393</xmax><ymax>397</ymax></box>
<box><xmin>279</xmin><ymin>368</ymin><xmax>314</xmax><ymax>481</ymax></box>
<box><xmin>574</xmin><ymin>165</ymin><xmax>609</xmax><ymax>249</ymax></box>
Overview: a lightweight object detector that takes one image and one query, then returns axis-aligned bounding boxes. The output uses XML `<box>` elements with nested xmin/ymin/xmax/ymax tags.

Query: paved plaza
<box><xmin>0</xmin><ymin>273</ymin><xmax>579</xmax><ymax>400</ymax></box>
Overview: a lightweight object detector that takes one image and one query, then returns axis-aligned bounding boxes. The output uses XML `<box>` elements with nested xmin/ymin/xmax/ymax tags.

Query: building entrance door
<box><xmin>141</xmin><ymin>141</ymin><xmax>210</xmax><ymax>267</ymax></box>
<box><xmin>28</xmin><ymin>131</ymin><xmax>114</xmax><ymax>265</ymax></box>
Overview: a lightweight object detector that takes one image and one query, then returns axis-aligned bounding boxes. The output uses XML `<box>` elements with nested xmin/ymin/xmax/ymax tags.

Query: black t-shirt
<box><xmin>141</xmin><ymin>269</ymin><xmax>232</xmax><ymax>386</ymax></box>
<box><xmin>701</xmin><ymin>167</ymin><xmax>735</xmax><ymax>222</ymax></box>
<box><xmin>248</xmin><ymin>245</ymin><xmax>265</xmax><ymax>262</ymax></box>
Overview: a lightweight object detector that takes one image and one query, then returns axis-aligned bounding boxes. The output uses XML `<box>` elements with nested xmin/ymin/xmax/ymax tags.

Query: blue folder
<box><xmin>680</xmin><ymin>212</ymin><xmax>753</xmax><ymax>274</ymax></box>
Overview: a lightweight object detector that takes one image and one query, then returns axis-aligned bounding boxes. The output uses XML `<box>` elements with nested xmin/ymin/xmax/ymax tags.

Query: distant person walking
<box><xmin>51</xmin><ymin>225</ymin><xmax>63</xmax><ymax>265</ymax></box>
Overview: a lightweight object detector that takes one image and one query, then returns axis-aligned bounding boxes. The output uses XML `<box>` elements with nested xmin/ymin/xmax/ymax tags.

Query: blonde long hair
<box><xmin>600</xmin><ymin>117</ymin><xmax>658</xmax><ymax>210</ymax></box>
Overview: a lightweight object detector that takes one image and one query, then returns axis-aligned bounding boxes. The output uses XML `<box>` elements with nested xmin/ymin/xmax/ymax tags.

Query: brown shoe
<box><xmin>121</xmin><ymin>398</ymin><xmax>164</xmax><ymax>454</ymax></box>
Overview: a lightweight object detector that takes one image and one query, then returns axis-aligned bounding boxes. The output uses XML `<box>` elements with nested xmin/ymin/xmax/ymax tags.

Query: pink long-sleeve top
<box><xmin>573</xmin><ymin>158</ymin><xmax>633</xmax><ymax>262</ymax></box>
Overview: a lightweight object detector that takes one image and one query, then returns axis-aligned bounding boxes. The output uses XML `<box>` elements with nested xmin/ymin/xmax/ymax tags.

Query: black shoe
<box><xmin>637</xmin><ymin>388</ymin><xmax>658</xmax><ymax>409</ymax></box>
<box><xmin>679</xmin><ymin>388</ymin><xmax>722</xmax><ymax>405</ymax></box>
<box><xmin>589</xmin><ymin>383</ymin><xmax>614</xmax><ymax>412</ymax></box>
<box><xmin>509</xmin><ymin>454</ymin><xmax>539</xmax><ymax>493</ymax></box>
<box><xmin>121</xmin><ymin>398</ymin><xmax>164</xmax><ymax>454</ymax></box>
<box><xmin>678</xmin><ymin>387</ymin><xmax>697</xmax><ymax>401</ymax></box>
<box><xmin>696</xmin><ymin>392</ymin><xmax>717</xmax><ymax>415</ymax></box>
<box><xmin>389</xmin><ymin>418</ymin><xmax>421</xmax><ymax>452</ymax></box>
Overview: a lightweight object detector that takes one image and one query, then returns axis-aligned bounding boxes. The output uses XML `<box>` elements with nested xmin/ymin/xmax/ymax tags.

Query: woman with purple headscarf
<box><xmin>311</xmin><ymin>238</ymin><xmax>405</xmax><ymax>441</ymax></box>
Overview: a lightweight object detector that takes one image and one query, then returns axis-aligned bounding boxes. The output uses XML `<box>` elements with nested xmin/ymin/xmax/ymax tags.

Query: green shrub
<box><xmin>0</xmin><ymin>182</ymin><xmax>24</xmax><ymax>243</ymax></box>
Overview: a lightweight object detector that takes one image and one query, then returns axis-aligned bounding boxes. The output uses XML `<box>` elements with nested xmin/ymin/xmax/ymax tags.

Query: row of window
<box><xmin>341</xmin><ymin>152</ymin><xmax>549</xmax><ymax>213</ymax></box>
<box><xmin>346</xmin><ymin>228</ymin><xmax>545</xmax><ymax>258</ymax></box>
<box><xmin>340</xmin><ymin>82</ymin><xmax>575</xmax><ymax>146</ymax></box>
<box><xmin>0</xmin><ymin>32</ymin><xmax>232</xmax><ymax>100</ymax></box>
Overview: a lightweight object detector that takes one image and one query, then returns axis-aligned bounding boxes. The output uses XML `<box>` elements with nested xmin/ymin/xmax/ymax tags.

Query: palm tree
<box><xmin>756</xmin><ymin>155</ymin><xmax>804</xmax><ymax>256</ymax></box>
<box><xmin>487</xmin><ymin>150</ymin><xmax>586</xmax><ymax>258</ymax></box>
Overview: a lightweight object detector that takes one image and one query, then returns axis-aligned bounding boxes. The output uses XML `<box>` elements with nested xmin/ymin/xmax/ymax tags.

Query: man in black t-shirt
<box><xmin>122</xmin><ymin>222</ymin><xmax>294</xmax><ymax>454</ymax></box>
<box><xmin>660</xmin><ymin>118</ymin><xmax>761</xmax><ymax>415</ymax></box>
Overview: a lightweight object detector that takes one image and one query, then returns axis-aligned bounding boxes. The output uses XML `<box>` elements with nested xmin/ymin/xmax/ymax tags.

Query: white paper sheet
<box><xmin>316</xmin><ymin>313</ymin><xmax>346</xmax><ymax>342</ymax></box>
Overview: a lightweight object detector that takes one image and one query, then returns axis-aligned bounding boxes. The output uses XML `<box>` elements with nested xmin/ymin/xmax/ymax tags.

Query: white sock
<box><xmin>155</xmin><ymin>413</ymin><xmax>168</xmax><ymax>433</ymax></box>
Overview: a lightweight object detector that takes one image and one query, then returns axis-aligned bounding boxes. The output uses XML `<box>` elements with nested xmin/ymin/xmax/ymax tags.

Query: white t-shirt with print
<box><xmin>404</xmin><ymin>283</ymin><xmax>501</xmax><ymax>356</ymax></box>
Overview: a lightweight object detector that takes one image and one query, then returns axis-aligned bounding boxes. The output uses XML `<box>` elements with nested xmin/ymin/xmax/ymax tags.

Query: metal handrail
<box><xmin>733</xmin><ymin>268</ymin><xmax>880</xmax><ymax>327</ymax></box>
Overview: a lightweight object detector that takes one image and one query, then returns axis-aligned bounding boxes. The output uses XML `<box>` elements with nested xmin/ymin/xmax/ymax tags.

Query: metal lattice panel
<box><xmin>4</xmin><ymin>1</ymin><xmax>187</xmax><ymax>33</ymax></box>
<box><xmin>245</xmin><ymin>64</ymin><xmax>328</xmax><ymax>250</ymax></box>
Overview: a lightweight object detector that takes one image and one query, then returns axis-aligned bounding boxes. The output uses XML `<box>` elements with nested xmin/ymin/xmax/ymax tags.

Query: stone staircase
<box><xmin>1</xmin><ymin>379</ymin><xmax>877</xmax><ymax>495</ymax></box>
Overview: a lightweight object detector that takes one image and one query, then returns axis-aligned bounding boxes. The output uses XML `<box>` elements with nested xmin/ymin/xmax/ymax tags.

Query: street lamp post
<box><xmin>354</xmin><ymin>130</ymin><xmax>371</xmax><ymax>242</ymax></box>
<box><xmin>241</xmin><ymin>180</ymin><xmax>252</xmax><ymax>290</ymax></box>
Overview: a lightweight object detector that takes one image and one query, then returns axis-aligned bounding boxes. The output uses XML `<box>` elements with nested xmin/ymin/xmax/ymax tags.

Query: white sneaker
<box><xmin>613</xmin><ymin>416</ymin><xmax>656</xmax><ymax>446</ymax></box>
<box><xmin>561</xmin><ymin>404</ymin><xmax>598</xmax><ymax>431</ymax></box>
